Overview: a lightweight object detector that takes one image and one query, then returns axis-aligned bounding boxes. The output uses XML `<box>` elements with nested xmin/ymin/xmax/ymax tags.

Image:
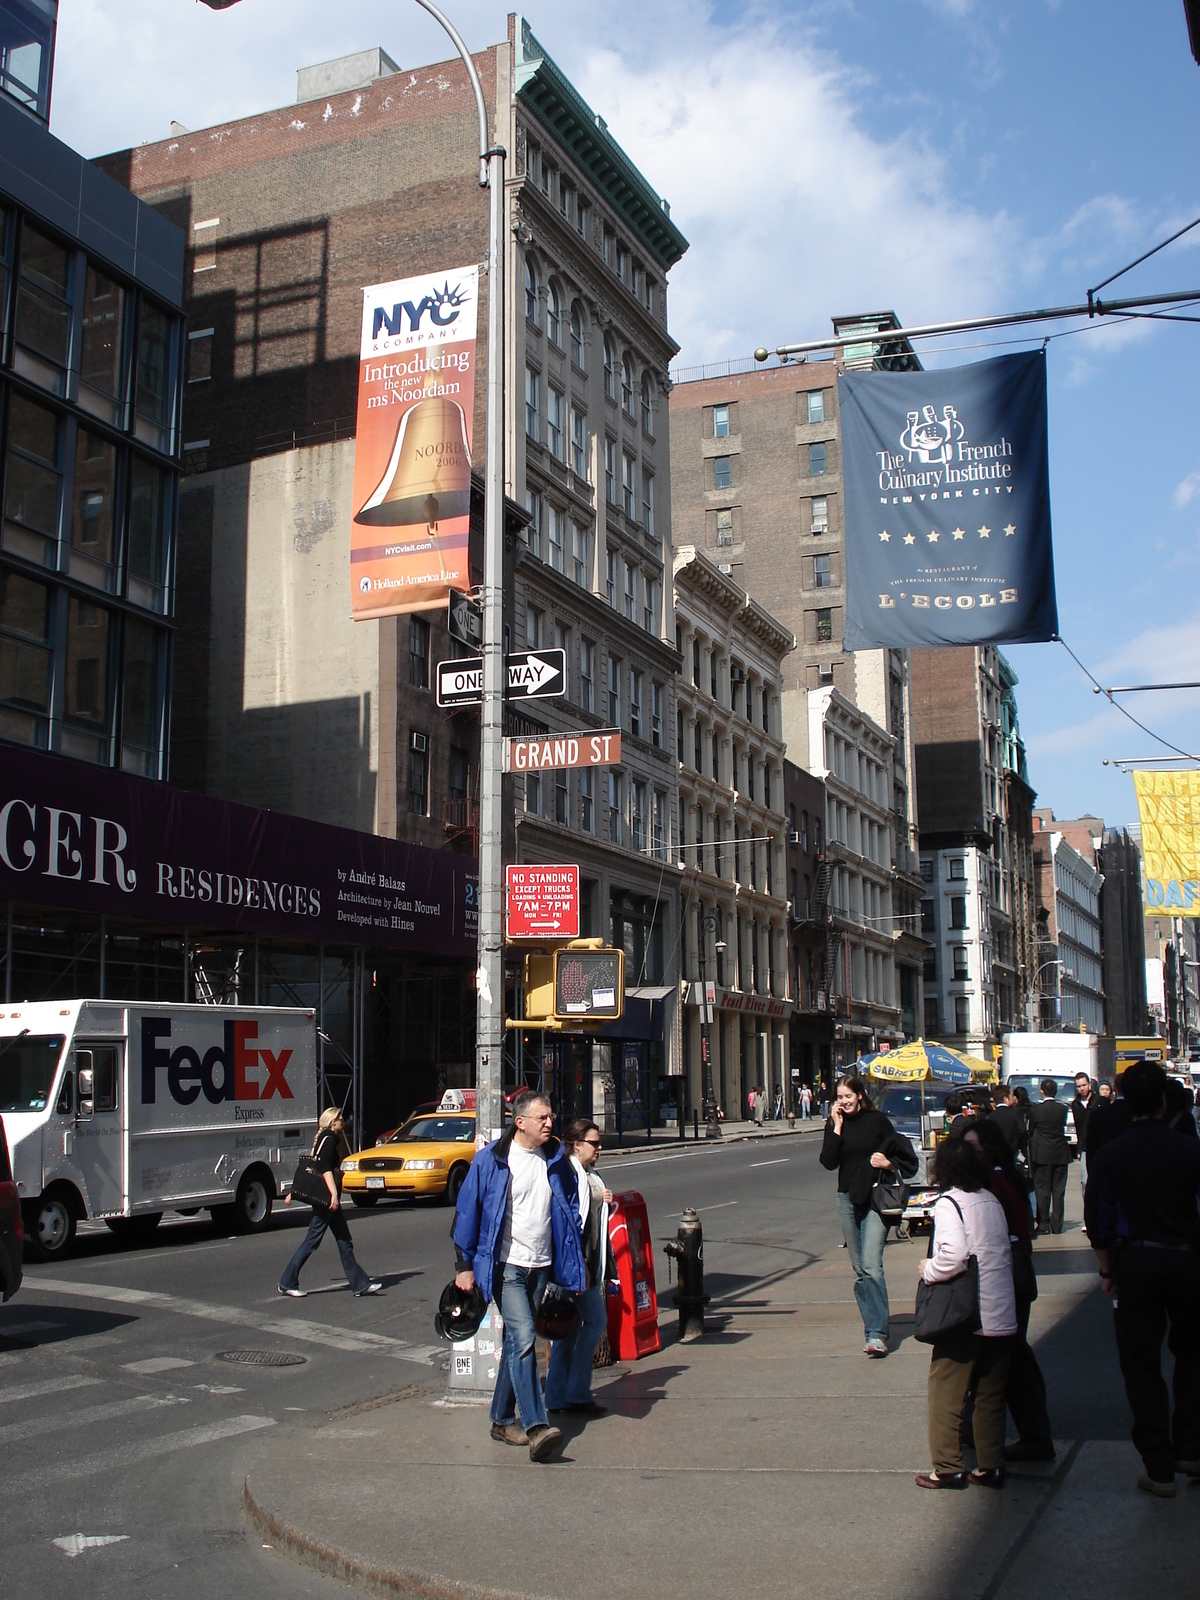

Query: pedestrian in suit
<box><xmin>1086</xmin><ymin>1060</ymin><xmax>1200</xmax><ymax>1497</ymax></box>
<box><xmin>1027</xmin><ymin>1080</ymin><xmax>1069</xmax><ymax>1236</ymax></box>
<box><xmin>1070</xmin><ymin>1073</ymin><xmax>1097</xmax><ymax>1197</ymax></box>
<box><xmin>991</xmin><ymin>1085</ymin><xmax>1029</xmax><ymax>1165</ymax></box>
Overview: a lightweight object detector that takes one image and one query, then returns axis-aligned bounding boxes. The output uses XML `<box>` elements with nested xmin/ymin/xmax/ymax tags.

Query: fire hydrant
<box><xmin>663</xmin><ymin>1207</ymin><xmax>709</xmax><ymax>1342</ymax></box>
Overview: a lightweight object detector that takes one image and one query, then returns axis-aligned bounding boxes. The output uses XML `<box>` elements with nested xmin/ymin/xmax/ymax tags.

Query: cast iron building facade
<box><xmin>1031</xmin><ymin>816</ymin><xmax>1105</xmax><ymax>1035</ymax></box>
<box><xmin>784</xmin><ymin>757</ymin><xmax>833</xmax><ymax>1088</ymax></box>
<box><xmin>673</xmin><ymin>546</ymin><xmax>793</xmax><ymax>1119</ymax></box>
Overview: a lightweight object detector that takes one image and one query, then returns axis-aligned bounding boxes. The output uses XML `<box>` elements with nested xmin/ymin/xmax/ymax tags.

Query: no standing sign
<box><xmin>505</xmin><ymin>864</ymin><xmax>580</xmax><ymax>939</ymax></box>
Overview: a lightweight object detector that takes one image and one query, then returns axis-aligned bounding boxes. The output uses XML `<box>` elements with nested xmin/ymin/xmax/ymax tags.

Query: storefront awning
<box><xmin>597</xmin><ymin>984</ymin><xmax>671</xmax><ymax>1042</ymax></box>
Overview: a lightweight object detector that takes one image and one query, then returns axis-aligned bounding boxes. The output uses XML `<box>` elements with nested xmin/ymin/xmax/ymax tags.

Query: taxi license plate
<box><xmin>365</xmin><ymin>1176</ymin><xmax>386</xmax><ymax>1190</ymax></box>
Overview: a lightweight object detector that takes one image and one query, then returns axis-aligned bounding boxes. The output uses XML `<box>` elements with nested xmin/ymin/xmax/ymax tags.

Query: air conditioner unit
<box><xmin>787</xmin><ymin>827</ymin><xmax>800</xmax><ymax>844</ymax></box>
<box><xmin>410</xmin><ymin>731</ymin><xmax>428</xmax><ymax>753</ymax></box>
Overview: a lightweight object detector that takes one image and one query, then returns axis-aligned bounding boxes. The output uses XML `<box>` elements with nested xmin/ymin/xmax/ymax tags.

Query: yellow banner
<box><xmin>1132</xmin><ymin>769</ymin><xmax>1200</xmax><ymax>916</ymax></box>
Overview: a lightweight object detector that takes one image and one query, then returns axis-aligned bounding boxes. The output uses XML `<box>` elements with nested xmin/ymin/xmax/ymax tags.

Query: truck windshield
<box><xmin>0</xmin><ymin>1034</ymin><xmax>66</xmax><ymax>1112</ymax></box>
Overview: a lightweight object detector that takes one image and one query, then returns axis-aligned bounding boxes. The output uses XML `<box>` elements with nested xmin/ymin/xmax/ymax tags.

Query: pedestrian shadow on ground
<box><xmin>582</xmin><ymin>1359</ymin><xmax>689</xmax><ymax>1423</ymax></box>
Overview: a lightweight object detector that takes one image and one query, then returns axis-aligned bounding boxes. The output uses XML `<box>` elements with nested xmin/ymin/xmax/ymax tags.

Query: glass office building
<box><xmin>0</xmin><ymin>19</ymin><xmax>185</xmax><ymax>778</ymax></box>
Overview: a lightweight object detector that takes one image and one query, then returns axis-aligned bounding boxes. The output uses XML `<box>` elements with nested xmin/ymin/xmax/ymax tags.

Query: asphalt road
<box><xmin>1</xmin><ymin>1128</ymin><xmax>1131</xmax><ymax>1597</ymax></box>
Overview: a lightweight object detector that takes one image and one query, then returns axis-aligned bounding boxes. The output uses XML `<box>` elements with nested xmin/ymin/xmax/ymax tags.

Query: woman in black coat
<box><xmin>820</xmin><ymin>1074</ymin><xmax>916</xmax><ymax>1358</ymax></box>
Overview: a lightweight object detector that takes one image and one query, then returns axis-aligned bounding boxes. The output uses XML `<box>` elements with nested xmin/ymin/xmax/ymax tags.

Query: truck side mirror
<box><xmin>77</xmin><ymin>1054</ymin><xmax>94</xmax><ymax>1121</ymax></box>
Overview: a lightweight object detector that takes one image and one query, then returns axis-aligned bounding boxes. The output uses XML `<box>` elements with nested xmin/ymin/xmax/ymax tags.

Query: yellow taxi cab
<box><xmin>340</xmin><ymin>1091</ymin><xmax>478</xmax><ymax>1208</ymax></box>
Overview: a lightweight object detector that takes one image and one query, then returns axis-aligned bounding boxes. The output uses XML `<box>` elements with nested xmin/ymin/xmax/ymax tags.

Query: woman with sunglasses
<box><xmin>545</xmin><ymin>1118</ymin><xmax>616</xmax><ymax>1416</ymax></box>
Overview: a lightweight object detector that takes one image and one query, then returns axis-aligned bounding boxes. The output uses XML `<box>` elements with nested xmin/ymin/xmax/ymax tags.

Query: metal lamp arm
<box><xmin>412</xmin><ymin>0</ymin><xmax>504</xmax><ymax>182</ymax></box>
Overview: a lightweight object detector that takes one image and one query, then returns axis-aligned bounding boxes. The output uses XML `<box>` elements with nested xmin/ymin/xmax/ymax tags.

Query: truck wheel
<box><xmin>105</xmin><ymin>1214</ymin><xmax>162</xmax><ymax>1244</ymax></box>
<box><xmin>445</xmin><ymin>1163</ymin><xmax>469</xmax><ymax>1206</ymax></box>
<box><xmin>25</xmin><ymin>1194</ymin><xmax>77</xmax><ymax>1261</ymax></box>
<box><xmin>233</xmin><ymin>1169</ymin><xmax>274</xmax><ymax>1233</ymax></box>
<box><xmin>351</xmin><ymin>1193</ymin><xmax>379</xmax><ymax>1208</ymax></box>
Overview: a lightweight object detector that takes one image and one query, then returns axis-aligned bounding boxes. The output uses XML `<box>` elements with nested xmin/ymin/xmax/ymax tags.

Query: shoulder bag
<box><xmin>291</xmin><ymin>1133</ymin><xmax>333</xmax><ymax>1209</ymax></box>
<box><xmin>870</xmin><ymin>1132</ymin><xmax>918</xmax><ymax>1224</ymax></box>
<box><xmin>913</xmin><ymin>1195</ymin><xmax>982</xmax><ymax>1344</ymax></box>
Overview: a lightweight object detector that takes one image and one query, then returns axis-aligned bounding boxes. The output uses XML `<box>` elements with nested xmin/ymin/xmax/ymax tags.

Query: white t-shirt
<box><xmin>500</xmin><ymin>1141</ymin><xmax>553</xmax><ymax>1268</ymax></box>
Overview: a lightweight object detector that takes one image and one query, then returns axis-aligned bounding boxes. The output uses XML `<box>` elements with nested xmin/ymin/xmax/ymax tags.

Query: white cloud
<box><xmin>1174</xmin><ymin>471</ymin><xmax>1200</xmax><ymax>509</ymax></box>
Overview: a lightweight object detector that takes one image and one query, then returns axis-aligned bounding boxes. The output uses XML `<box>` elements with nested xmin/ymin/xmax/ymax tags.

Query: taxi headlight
<box><xmin>341</xmin><ymin>1159</ymin><xmax>359</xmax><ymax>1172</ymax></box>
<box><xmin>405</xmin><ymin>1158</ymin><xmax>445</xmax><ymax>1171</ymax></box>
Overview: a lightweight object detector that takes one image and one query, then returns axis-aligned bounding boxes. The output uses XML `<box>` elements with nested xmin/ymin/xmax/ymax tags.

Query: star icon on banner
<box><xmin>952</xmin><ymin>528</ymin><xmax>965</xmax><ymax>541</ymax></box>
<box><xmin>978</xmin><ymin>525</ymin><xmax>990</xmax><ymax>539</ymax></box>
<box><xmin>903</xmin><ymin>532</ymin><xmax>916</xmax><ymax>546</ymax></box>
<box><xmin>879</xmin><ymin>530</ymin><xmax>891</xmax><ymax>542</ymax></box>
<box><xmin>1004</xmin><ymin>523</ymin><xmax>1016</xmax><ymax>537</ymax></box>
<box><xmin>927</xmin><ymin>531</ymin><xmax>939</xmax><ymax>543</ymax></box>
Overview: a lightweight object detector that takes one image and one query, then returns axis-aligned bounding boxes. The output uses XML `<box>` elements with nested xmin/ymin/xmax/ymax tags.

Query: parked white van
<box><xmin>0</xmin><ymin>1000</ymin><xmax>318</xmax><ymax>1259</ymax></box>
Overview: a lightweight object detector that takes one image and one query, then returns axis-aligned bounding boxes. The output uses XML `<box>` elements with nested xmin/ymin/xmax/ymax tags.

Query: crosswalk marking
<box><xmin>21</xmin><ymin>1414</ymin><xmax>276</xmax><ymax>1492</ymax></box>
<box><xmin>0</xmin><ymin>1374</ymin><xmax>102</xmax><ymax>1407</ymax></box>
<box><xmin>0</xmin><ymin>1392</ymin><xmax>188</xmax><ymax>1446</ymax></box>
<box><xmin>28</xmin><ymin>1278</ymin><xmax>441</xmax><ymax>1364</ymax></box>
<box><xmin>52</xmin><ymin>1534</ymin><xmax>130</xmax><ymax>1558</ymax></box>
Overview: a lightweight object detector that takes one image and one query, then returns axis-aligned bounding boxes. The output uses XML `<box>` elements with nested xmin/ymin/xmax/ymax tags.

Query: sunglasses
<box><xmin>582</xmin><ymin>1137</ymin><xmax>602</xmax><ymax>1149</ymax></box>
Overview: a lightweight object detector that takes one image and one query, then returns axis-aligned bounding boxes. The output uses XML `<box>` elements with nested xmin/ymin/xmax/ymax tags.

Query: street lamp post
<box><xmin>696</xmin><ymin>911</ymin><xmax>726</xmax><ymax>1139</ymax></box>
<box><xmin>406</xmin><ymin>3</ymin><xmax>508</xmax><ymax>1146</ymax></box>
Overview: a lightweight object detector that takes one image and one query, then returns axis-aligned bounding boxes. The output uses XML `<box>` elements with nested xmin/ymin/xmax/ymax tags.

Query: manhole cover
<box><xmin>216</xmin><ymin>1349</ymin><xmax>307</xmax><ymax>1367</ymax></box>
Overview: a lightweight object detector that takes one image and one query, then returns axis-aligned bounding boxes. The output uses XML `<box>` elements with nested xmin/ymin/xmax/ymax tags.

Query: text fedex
<box><xmin>141</xmin><ymin>1017</ymin><xmax>294</xmax><ymax>1107</ymax></box>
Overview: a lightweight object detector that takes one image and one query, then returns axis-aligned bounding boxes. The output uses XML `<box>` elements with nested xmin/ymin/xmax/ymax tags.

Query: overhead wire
<box><xmin>1056</xmin><ymin>637</ymin><xmax>1200</xmax><ymax>764</ymax></box>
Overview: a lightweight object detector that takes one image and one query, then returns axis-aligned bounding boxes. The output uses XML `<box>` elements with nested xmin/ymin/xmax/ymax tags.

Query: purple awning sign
<box><xmin>0</xmin><ymin>745</ymin><xmax>477</xmax><ymax>958</ymax></box>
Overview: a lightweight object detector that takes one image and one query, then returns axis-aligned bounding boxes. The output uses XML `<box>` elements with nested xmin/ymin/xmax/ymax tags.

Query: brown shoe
<box><xmin>1137</xmin><ymin>1470</ymin><xmax>1176</xmax><ymax>1498</ymax></box>
<box><xmin>490</xmin><ymin>1421</ymin><xmax>528</xmax><ymax>1446</ymax></box>
<box><xmin>527</xmin><ymin>1423</ymin><xmax>563</xmax><ymax>1463</ymax></box>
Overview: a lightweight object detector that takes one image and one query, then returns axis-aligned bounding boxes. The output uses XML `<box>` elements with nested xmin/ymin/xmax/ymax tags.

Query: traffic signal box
<box><xmin>521</xmin><ymin>938</ymin><xmax>625</xmax><ymax>1029</ymax></box>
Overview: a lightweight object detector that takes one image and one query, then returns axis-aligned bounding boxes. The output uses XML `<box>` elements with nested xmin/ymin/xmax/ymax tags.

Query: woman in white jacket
<box><xmin>915</xmin><ymin>1134</ymin><xmax>1018</xmax><ymax>1491</ymax></box>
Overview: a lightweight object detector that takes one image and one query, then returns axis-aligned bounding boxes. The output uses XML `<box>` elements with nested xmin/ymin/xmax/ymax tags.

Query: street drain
<box><xmin>216</xmin><ymin>1350</ymin><xmax>307</xmax><ymax>1367</ymax></box>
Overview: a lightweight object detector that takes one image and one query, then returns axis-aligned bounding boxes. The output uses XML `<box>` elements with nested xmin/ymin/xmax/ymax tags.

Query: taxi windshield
<box><xmin>0</xmin><ymin>1033</ymin><xmax>66</xmax><ymax>1113</ymax></box>
<box><xmin>394</xmin><ymin>1116</ymin><xmax>475</xmax><ymax>1144</ymax></box>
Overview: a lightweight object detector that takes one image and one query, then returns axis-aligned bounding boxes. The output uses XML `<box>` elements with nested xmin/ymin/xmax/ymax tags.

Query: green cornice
<box><xmin>513</xmin><ymin>17</ymin><xmax>688</xmax><ymax>272</ymax></box>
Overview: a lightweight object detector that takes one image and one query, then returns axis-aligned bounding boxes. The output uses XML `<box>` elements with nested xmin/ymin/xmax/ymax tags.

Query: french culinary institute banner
<box><xmin>839</xmin><ymin>350</ymin><xmax>1058</xmax><ymax>649</ymax></box>
<box><xmin>350</xmin><ymin>265</ymin><xmax>479</xmax><ymax>620</ymax></box>
<box><xmin>1132</xmin><ymin>769</ymin><xmax>1200</xmax><ymax>915</ymax></box>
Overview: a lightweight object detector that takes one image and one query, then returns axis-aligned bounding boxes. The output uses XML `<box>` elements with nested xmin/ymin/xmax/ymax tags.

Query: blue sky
<box><xmin>51</xmin><ymin>1</ymin><xmax>1200</xmax><ymax>828</ymax></box>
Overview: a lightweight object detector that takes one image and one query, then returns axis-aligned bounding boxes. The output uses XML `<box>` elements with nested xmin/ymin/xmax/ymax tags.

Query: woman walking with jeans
<box><xmin>820</xmin><ymin>1074</ymin><xmax>916</xmax><ymax>1358</ymax></box>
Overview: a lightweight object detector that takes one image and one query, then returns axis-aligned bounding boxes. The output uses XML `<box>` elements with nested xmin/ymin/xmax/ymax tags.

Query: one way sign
<box><xmin>436</xmin><ymin>649</ymin><xmax>566</xmax><ymax>706</ymax></box>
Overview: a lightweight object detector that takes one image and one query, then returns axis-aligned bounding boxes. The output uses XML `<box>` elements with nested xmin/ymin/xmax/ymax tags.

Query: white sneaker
<box><xmin>278</xmin><ymin>1285</ymin><xmax>306</xmax><ymax>1298</ymax></box>
<box><xmin>865</xmin><ymin>1338</ymin><xmax>889</xmax><ymax>1358</ymax></box>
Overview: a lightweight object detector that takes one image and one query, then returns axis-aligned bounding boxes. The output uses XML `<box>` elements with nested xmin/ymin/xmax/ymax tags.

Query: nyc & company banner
<box><xmin>350</xmin><ymin>265</ymin><xmax>478</xmax><ymax>619</ymax></box>
<box><xmin>839</xmin><ymin>350</ymin><xmax>1058</xmax><ymax>649</ymax></box>
<box><xmin>1132</xmin><ymin>769</ymin><xmax>1200</xmax><ymax>916</ymax></box>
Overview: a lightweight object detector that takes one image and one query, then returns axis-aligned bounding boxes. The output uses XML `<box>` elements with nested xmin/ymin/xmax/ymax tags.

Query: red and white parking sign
<box><xmin>505</xmin><ymin>864</ymin><xmax>579</xmax><ymax>939</ymax></box>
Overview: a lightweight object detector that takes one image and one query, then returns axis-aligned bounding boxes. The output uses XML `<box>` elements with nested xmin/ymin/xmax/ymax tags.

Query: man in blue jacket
<box><xmin>452</xmin><ymin>1088</ymin><xmax>585</xmax><ymax>1462</ymax></box>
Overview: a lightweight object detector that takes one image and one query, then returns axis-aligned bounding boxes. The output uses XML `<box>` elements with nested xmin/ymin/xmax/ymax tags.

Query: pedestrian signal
<box><xmin>555</xmin><ymin>946</ymin><xmax>624</xmax><ymax>1020</ymax></box>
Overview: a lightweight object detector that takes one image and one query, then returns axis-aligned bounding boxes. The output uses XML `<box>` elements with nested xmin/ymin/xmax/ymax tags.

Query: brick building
<box><xmin>911</xmin><ymin>645</ymin><xmax>1028</xmax><ymax>1050</ymax></box>
<box><xmin>668</xmin><ymin>326</ymin><xmax>926</xmax><ymax>1047</ymax></box>
<box><xmin>97</xmin><ymin>17</ymin><xmax>691</xmax><ymax>1123</ymax></box>
<box><xmin>784</xmin><ymin>758</ymin><xmax>833</xmax><ymax>1089</ymax></box>
<box><xmin>673</xmin><ymin>546</ymin><xmax>793</xmax><ymax>1118</ymax></box>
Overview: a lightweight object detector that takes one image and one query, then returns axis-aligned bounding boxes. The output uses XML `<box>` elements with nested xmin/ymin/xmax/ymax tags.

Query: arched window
<box><xmin>621</xmin><ymin>353</ymin><xmax>635</xmax><ymax>416</ymax></box>
<box><xmin>569</xmin><ymin>301</ymin><xmax>585</xmax><ymax>368</ymax></box>
<box><xmin>524</xmin><ymin>258</ymin><xmax>539</xmax><ymax>326</ymax></box>
<box><xmin>546</xmin><ymin>281</ymin><xmax>562</xmax><ymax>347</ymax></box>
<box><xmin>603</xmin><ymin>335</ymin><xmax>616</xmax><ymax>401</ymax></box>
<box><xmin>641</xmin><ymin>371</ymin><xmax>654</xmax><ymax>434</ymax></box>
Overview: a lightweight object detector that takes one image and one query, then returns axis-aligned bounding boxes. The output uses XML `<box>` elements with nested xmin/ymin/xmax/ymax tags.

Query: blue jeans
<box><xmin>279</xmin><ymin>1206</ymin><xmax>371</xmax><ymax>1294</ymax></box>
<box><xmin>490</xmin><ymin>1263</ymin><xmax>551</xmax><ymax>1432</ymax></box>
<box><xmin>836</xmin><ymin>1191</ymin><xmax>890</xmax><ymax>1343</ymax></box>
<box><xmin>544</xmin><ymin>1285</ymin><xmax>608</xmax><ymax>1408</ymax></box>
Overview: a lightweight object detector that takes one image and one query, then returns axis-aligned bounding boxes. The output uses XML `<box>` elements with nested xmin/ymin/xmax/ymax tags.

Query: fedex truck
<box><xmin>0</xmin><ymin>1000</ymin><xmax>318</xmax><ymax>1260</ymax></box>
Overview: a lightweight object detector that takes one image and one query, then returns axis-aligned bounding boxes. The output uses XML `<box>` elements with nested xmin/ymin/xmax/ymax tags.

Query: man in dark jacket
<box><xmin>1086</xmin><ymin>1060</ymin><xmax>1200</xmax><ymax>1497</ymax></box>
<box><xmin>452</xmin><ymin>1090</ymin><xmax>585</xmax><ymax>1462</ymax></box>
<box><xmin>1070</xmin><ymin>1073</ymin><xmax>1097</xmax><ymax>1196</ymax></box>
<box><xmin>990</xmin><ymin>1084</ymin><xmax>1029</xmax><ymax>1163</ymax></box>
<box><xmin>1027</xmin><ymin>1079</ymin><xmax>1070</xmax><ymax>1235</ymax></box>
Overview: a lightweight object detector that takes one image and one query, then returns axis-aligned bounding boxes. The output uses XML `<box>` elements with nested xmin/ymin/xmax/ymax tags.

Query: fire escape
<box><xmin>797</xmin><ymin>854</ymin><xmax>841</xmax><ymax>1013</ymax></box>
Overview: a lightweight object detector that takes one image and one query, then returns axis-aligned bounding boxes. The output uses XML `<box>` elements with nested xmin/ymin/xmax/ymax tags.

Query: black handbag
<box><xmin>913</xmin><ymin>1196</ymin><xmax>982</xmax><ymax>1344</ymax></box>
<box><xmin>290</xmin><ymin>1151</ymin><xmax>331</xmax><ymax>1209</ymax></box>
<box><xmin>871</xmin><ymin>1173</ymin><xmax>910</xmax><ymax>1223</ymax></box>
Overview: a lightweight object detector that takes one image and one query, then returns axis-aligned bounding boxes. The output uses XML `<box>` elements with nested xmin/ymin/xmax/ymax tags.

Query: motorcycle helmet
<box><xmin>533</xmin><ymin>1283</ymin><xmax>579</xmax><ymax>1340</ymax></box>
<box><xmin>434</xmin><ymin>1279</ymin><xmax>487</xmax><ymax>1343</ymax></box>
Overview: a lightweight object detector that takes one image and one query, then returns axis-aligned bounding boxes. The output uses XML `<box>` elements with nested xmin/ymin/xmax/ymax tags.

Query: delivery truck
<box><xmin>0</xmin><ymin>1000</ymin><xmax>318</xmax><ymax>1260</ymax></box>
<box><xmin>1000</xmin><ymin>1032</ymin><xmax>1115</xmax><ymax>1087</ymax></box>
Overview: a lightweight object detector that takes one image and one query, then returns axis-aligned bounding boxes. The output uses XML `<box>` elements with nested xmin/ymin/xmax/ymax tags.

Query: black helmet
<box><xmin>533</xmin><ymin>1283</ymin><xmax>579</xmax><ymax>1341</ymax></box>
<box><xmin>434</xmin><ymin>1279</ymin><xmax>487</xmax><ymax>1343</ymax></box>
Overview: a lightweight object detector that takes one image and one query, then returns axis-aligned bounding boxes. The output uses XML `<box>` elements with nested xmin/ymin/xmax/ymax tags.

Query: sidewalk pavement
<box><xmin>602</xmin><ymin>1115</ymin><xmax>823</xmax><ymax>1151</ymax></box>
<box><xmin>243</xmin><ymin>1183</ymin><xmax>1200</xmax><ymax>1600</ymax></box>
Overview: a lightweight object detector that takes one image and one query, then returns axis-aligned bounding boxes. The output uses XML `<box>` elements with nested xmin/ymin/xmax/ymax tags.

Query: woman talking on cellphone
<box><xmin>820</xmin><ymin>1074</ymin><xmax>916</xmax><ymax>1358</ymax></box>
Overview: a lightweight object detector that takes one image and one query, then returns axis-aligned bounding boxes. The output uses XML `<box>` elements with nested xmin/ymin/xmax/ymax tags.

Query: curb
<box><xmin>603</xmin><ymin>1124</ymin><xmax>823</xmax><ymax>1159</ymax></box>
<box><xmin>243</xmin><ymin>1474</ymin><xmax>548</xmax><ymax>1600</ymax></box>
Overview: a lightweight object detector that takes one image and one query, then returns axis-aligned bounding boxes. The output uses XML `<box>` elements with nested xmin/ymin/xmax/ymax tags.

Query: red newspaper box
<box><xmin>606</xmin><ymin>1190</ymin><xmax>661</xmax><ymax>1360</ymax></box>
